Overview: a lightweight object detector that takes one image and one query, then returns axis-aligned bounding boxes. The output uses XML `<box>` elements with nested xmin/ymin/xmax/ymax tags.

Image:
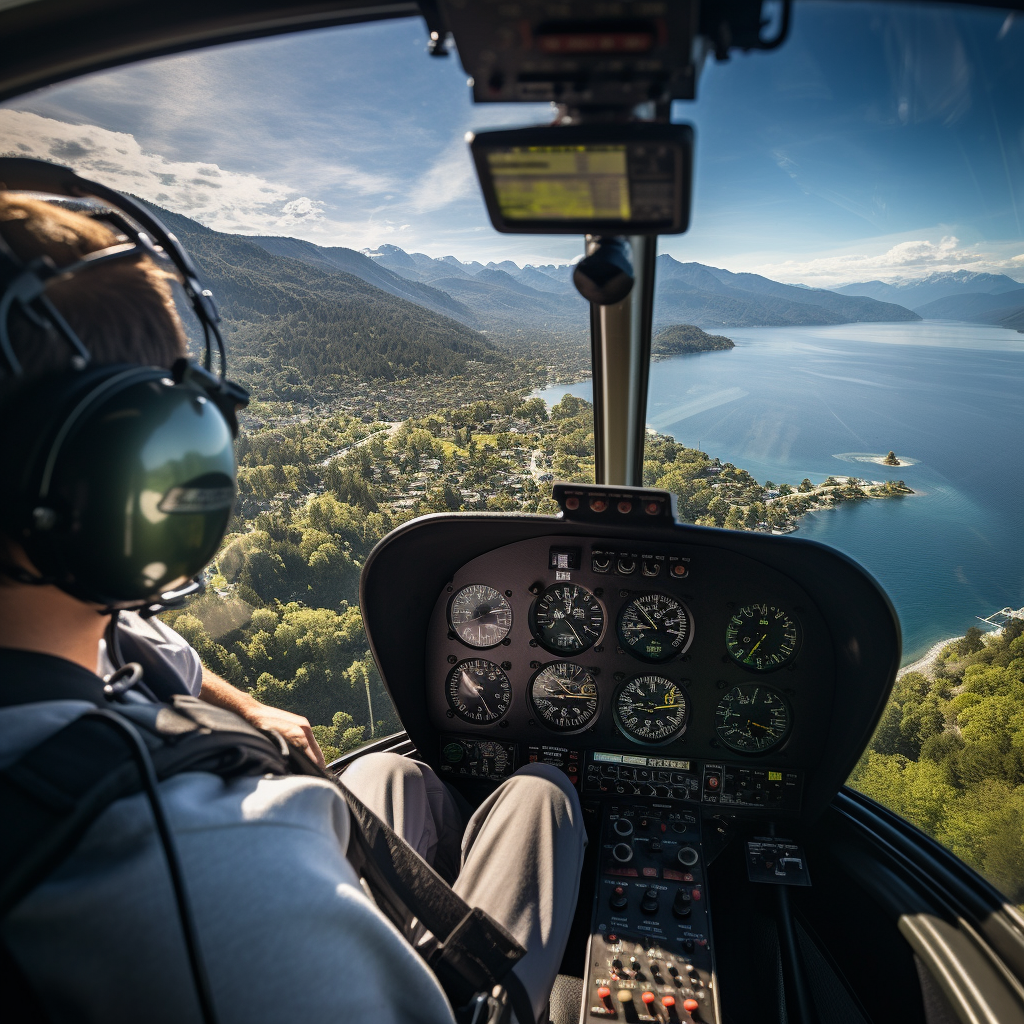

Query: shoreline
<box><xmin>898</xmin><ymin>635</ymin><xmax>966</xmax><ymax>678</ymax></box>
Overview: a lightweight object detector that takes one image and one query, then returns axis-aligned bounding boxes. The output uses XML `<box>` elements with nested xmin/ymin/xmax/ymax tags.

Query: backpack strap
<box><xmin>0</xmin><ymin>695</ymin><xmax>535</xmax><ymax>1023</ymax></box>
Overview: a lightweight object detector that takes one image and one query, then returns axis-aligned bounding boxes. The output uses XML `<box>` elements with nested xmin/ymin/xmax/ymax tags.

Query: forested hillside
<box><xmin>850</xmin><ymin>621</ymin><xmax>1024</xmax><ymax>901</ymax></box>
<box><xmin>146</xmin><ymin>204</ymin><xmax>504</xmax><ymax>392</ymax></box>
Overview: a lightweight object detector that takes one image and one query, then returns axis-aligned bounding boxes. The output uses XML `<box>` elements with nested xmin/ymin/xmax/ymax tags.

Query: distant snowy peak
<box><xmin>835</xmin><ymin>270</ymin><xmax>1023</xmax><ymax>309</ymax></box>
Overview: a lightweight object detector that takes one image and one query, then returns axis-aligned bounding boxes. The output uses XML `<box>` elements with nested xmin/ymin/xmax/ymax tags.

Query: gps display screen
<box><xmin>487</xmin><ymin>145</ymin><xmax>632</xmax><ymax>222</ymax></box>
<box><xmin>471</xmin><ymin>125</ymin><xmax>692</xmax><ymax>234</ymax></box>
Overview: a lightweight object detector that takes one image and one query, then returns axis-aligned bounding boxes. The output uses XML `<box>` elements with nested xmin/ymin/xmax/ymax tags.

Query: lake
<box><xmin>532</xmin><ymin>322</ymin><xmax>1024</xmax><ymax>664</ymax></box>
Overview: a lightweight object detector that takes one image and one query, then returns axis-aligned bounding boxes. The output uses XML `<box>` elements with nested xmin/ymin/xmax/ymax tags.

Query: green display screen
<box><xmin>486</xmin><ymin>145</ymin><xmax>632</xmax><ymax>222</ymax></box>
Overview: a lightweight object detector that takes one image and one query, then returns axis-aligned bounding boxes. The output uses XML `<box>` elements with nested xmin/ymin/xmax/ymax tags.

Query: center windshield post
<box><xmin>580</xmin><ymin>233</ymin><xmax>657</xmax><ymax>486</ymax></box>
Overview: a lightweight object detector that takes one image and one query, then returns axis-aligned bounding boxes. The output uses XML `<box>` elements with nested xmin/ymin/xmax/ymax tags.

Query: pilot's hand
<box><xmin>200</xmin><ymin>667</ymin><xmax>326</xmax><ymax>769</ymax></box>
<box><xmin>240</xmin><ymin>702</ymin><xmax>327</xmax><ymax>769</ymax></box>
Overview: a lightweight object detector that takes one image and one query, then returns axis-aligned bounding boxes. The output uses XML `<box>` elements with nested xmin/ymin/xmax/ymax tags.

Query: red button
<box><xmin>683</xmin><ymin>999</ymin><xmax>699</xmax><ymax>1013</ymax></box>
<box><xmin>691</xmin><ymin>889</ymin><xmax>702</xmax><ymax>900</ymax></box>
<box><xmin>706</xmin><ymin>776</ymin><xmax>720</xmax><ymax>789</ymax></box>
<box><xmin>597</xmin><ymin>987</ymin><xmax>611</xmax><ymax>1001</ymax></box>
<box><xmin>662</xmin><ymin>996</ymin><xmax>676</xmax><ymax>1008</ymax></box>
<box><xmin>642</xmin><ymin>992</ymin><xmax>656</xmax><ymax>1005</ymax></box>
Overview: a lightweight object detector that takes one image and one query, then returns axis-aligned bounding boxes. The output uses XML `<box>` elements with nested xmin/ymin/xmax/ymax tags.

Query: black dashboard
<box><xmin>361</xmin><ymin>484</ymin><xmax>901</xmax><ymax>825</ymax></box>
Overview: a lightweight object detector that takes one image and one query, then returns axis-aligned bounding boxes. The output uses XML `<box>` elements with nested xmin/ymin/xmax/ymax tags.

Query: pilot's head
<box><xmin>0</xmin><ymin>180</ymin><xmax>239</xmax><ymax>628</ymax></box>
<box><xmin>0</xmin><ymin>193</ymin><xmax>187</xmax><ymax>377</ymax></box>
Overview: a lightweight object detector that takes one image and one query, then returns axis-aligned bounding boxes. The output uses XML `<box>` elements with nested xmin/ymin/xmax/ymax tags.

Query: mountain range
<box><xmin>147</xmin><ymin>206</ymin><xmax>500</xmax><ymax>386</ymax></box>
<box><xmin>142</xmin><ymin>202</ymin><xmax>1021</xmax><ymax>396</ymax></box>
<box><xmin>354</xmin><ymin>244</ymin><xmax>923</xmax><ymax>335</ymax></box>
<box><xmin>836</xmin><ymin>271</ymin><xmax>1024</xmax><ymax>330</ymax></box>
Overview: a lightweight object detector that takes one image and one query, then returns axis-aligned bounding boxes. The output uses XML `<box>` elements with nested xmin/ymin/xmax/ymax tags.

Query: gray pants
<box><xmin>342</xmin><ymin>755</ymin><xmax>587</xmax><ymax>1021</ymax></box>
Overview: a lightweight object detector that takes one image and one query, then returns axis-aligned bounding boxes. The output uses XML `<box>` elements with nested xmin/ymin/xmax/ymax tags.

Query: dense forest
<box><xmin>850</xmin><ymin>621</ymin><xmax>1024</xmax><ymax>902</ymax></box>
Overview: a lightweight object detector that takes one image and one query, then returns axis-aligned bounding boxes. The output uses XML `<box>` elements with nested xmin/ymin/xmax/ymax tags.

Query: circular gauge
<box><xmin>617</xmin><ymin>593</ymin><xmax>692</xmax><ymax>662</ymax></box>
<box><xmin>448</xmin><ymin>584</ymin><xmax>513</xmax><ymax>648</ymax></box>
<box><xmin>714</xmin><ymin>685</ymin><xmax>792</xmax><ymax>753</ymax></box>
<box><xmin>529</xmin><ymin>662</ymin><xmax>599</xmax><ymax>732</ymax></box>
<box><xmin>614</xmin><ymin>675</ymin><xmax>690</xmax><ymax>745</ymax></box>
<box><xmin>530</xmin><ymin>583</ymin><xmax>605</xmax><ymax>655</ymax></box>
<box><xmin>446</xmin><ymin>659</ymin><xmax>512</xmax><ymax>724</ymax></box>
<box><xmin>725</xmin><ymin>603</ymin><xmax>800</xmax><ymax>671</ymax></box>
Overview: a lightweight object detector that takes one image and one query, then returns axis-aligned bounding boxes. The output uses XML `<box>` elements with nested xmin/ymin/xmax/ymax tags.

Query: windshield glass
<box><xmin>3</xmin><ymin>2</ymin><xmax>1021</xmax><ymax>897</ymax></box>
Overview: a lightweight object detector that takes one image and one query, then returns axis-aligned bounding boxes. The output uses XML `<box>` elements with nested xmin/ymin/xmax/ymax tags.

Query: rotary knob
<box><xmin>613</xmin><ymin>818</ymin><xmax>634</xmax><ymax>838</ymax></box>
<box><xmin>612</xmin><ymin>842</ymin><xmax>634</xmax><ymax>863</ymax></box>
<box><xmin>676</xmin><ymin>845</ymin><xmax>699</xmax><ymax>867</ymax></box>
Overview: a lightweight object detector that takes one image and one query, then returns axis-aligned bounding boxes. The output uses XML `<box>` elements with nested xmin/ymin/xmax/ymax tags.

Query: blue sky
<box><xmin>1</xmin><ymin>2</ymin><xmax>1022</xmax><ymax>285</ymax></box>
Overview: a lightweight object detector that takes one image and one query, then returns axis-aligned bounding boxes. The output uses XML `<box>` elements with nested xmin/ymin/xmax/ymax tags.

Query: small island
<box><xmin>653</xmin><ymin>324</ymin><xmax>735</xmax><ymax>357</ymax></box>
<box><xmin>883</xmin><ymin>451</ymin><xmax>901</xmax><ymax>466</ymax></box>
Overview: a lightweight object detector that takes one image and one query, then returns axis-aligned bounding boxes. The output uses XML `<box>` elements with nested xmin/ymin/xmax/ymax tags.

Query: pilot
<box><xmin>0</xmin><ymin>188</ymin><xmax>586</xmax><ymax>1022</ymax></box>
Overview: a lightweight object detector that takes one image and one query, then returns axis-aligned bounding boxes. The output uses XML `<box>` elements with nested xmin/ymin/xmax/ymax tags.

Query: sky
<box><xmin>1</xmin><ymin>2</ymin><xmax>1022</xmax><ymax>287</ymax></box>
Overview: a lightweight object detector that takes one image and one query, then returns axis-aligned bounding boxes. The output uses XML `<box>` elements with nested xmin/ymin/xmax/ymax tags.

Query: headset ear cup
<box><xmin>2</xmin><ymin>364</ymin><xmax>237</xmax><ymax>606</ymax></box>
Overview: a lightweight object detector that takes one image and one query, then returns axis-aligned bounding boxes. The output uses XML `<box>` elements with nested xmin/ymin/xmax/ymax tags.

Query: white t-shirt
<box><xmin>0</xmin><ymin>696</ymin><xmax>457</xmax><ymax>1024</ymax></box>
<box><xmin>96</xmin><ymin>611</ymin><xmax>203</xmax><ymax>696</ymax></box>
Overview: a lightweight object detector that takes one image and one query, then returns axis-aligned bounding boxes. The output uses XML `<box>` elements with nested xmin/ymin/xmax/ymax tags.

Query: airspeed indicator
<box><xmin>617</xmin><ymin>593</ymin><xmax>692</xmax><ymax>662</ymax></box>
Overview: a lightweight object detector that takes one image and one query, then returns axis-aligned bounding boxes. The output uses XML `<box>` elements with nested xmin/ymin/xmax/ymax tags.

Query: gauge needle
<box><xmin>636</xmin><ymin>604</ymin><xmax>657</xmax><ymax>629</ymax></box>
<box><xmin>461</xmin><ymin>672</ymin><xmax>494</xmax><ymax>716</ymax></box>
<box><xmin>749</xmin><ymin>634</ymin><xmax>767</xmax><ymax>654</ymax></box>
<box><xmin>564</xmin><ymin>617</ymin><xmax>586</xmax><ymax>645</ymax></box>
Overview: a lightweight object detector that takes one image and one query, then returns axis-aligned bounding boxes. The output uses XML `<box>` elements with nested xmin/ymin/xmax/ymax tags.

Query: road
<box><xmin>320</xmin><ymin>421</ymin><xmax>402</xmax><ymax>467</ymax></box>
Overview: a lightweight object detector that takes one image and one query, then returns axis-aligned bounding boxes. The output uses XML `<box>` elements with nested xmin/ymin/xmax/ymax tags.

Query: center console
<box><xmin>583</xmin><ymin>800</ymin><xmax>719</xmax><ymax>1023</ymax></box>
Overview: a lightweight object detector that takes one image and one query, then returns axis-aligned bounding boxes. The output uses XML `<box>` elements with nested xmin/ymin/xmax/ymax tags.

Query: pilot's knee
<box><xmin>508</xmin><ymin>762</ymin><xmax>584</xmax><ymax>823</ymax></box>
<box><xmin>341</xmin><ymin>751</ymin><xmax>426</xmax><ymax>792</ymax></box>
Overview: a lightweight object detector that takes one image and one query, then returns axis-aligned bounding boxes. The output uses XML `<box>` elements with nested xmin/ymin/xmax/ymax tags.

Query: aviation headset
<box><xmin>0</xmin><ymin>157</ymin><xmax>248</xmax><ymax>610</ymax></box>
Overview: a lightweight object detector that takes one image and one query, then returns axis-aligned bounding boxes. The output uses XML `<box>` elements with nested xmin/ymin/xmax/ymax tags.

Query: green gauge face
<box><xmin>446</xmin><ymin>659</ymin><xmax>512</xmax><ymax>724</ymax></box>
<box><xmin>617</xmin><ymin>592</ymin><xmax>692</xmax><ymax>662</ymax></box>
<box><xmin>725</xmin><ymin>603</ymin><xmax>800</xmax><ymax>671</ymax></box>
<box><xmin>529</xmin><ymin>662</ymin><xmax>599</xmax><ymax>732</ymax></box>
<box><xmin>714</xmin><ymin>685</ymin><xmax>791</xmax><ymax>753</ymax></box>
<box><xmin>530</xmin><ymin>583</ymin><xmax>604</xmax><ymax>655</ymax></box>
<box><xmin>614</xmin><ymin>675</ymin><xmax>690</xmax><ymax>744</ymax></box>
<box><xmin>448</xmin><ymin>584</ymin><xmax>513</xmax><ymax>648</ymax></box>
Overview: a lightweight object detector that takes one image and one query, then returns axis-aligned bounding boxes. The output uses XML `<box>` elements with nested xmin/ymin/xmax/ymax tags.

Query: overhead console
<box><xmin>360</xmin><ymin>485</ymin><xmax>901</xmax><ymax>826</ymax></box>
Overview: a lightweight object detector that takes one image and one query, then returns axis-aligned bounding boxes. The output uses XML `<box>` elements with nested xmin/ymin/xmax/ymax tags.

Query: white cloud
<box><xmin>751</xmin><ymin>235</ymin><xmax>1024</xmax><ymax>286</ymax></box>
<box><xmin>277</xmin><ymin>196</ymin><xmax>325</xmax><ymax>225</ymax></box>
<box><xmin>0</xmin><ymin>109</ymin><xmax>303</xmax><ymax>232</ymax></box>
<box><xmin>407</xmin><ymin>145</ymin><xmax>476</xmax><ymax>214</ymax></box>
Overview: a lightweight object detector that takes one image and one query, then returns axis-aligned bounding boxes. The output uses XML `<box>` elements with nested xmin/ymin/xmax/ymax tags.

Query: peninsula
<box><xmin>653</xmin><ymin>324</ymin><xmax>735</xmax><ymax>357</ymax></box>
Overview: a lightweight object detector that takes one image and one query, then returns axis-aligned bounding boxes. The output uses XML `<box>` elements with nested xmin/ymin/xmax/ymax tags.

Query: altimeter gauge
<box><xmin>617</xmin><ymin>593</ymin><xmax>692</xmax><ymax>662</ymax></box>
<box><xmin>725</xmin><ymin>603</ymin><xmax>800</xmax><ymax>671</ymax></box>
<box><xmin>714</xmin><ymin>684</ymin><xmax>791</xmax><ymax>753</ymax></box>
<box><xmin>614</xmin><ymin>675</ymin><xmax>690</xmax><ymax>744</ymax></box>
<box><xmin>446</xmin><ymin>659</ymin><xmax>513</xmax><ymax>724</ymax></box>
<box><xmin>529</xmin><ymin>662</ymin><xmax>599</xmax><ymax>732</ymax></box>
<box><xmin>529</xmin><ymin>583</ymin><xmax>604</xmax><ymax>655</ymax></box>
<box><xmin>448</xmin><ymin>584</ymin><xmax>513</xmax><ymax>648</ymax></box>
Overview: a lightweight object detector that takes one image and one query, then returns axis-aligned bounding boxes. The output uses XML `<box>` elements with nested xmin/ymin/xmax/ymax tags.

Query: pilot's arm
<box><xmin>98</xmin><ymin>611</ymin><xmax>326</xmax><ymax>767</ymax></box>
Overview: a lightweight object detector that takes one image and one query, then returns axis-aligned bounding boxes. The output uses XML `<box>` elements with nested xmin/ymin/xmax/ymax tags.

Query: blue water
<box><xmin>533</xmin><ymin>322</ymin><xmax>1024</xmax><ymax>664</ymax></box>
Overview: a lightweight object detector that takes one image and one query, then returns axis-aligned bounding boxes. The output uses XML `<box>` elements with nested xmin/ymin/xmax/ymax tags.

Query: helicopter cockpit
<box><xmin>0</xmin><ymin>2</ymin><xmax>1022</xmax><ymax>1023</ymax></box>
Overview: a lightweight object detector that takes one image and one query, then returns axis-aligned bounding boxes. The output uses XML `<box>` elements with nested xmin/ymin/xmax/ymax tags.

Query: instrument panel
<box><xmin>425</xmin><ymin>535</ymin><xmax>836</xmax><ymax>788</ymax></box>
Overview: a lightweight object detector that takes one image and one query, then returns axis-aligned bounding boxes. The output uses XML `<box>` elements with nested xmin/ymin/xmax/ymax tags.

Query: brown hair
<box><xmin>0</xmin><ymin>194</ymin><xmax>187</xmax><ymax>376</ymax></box>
